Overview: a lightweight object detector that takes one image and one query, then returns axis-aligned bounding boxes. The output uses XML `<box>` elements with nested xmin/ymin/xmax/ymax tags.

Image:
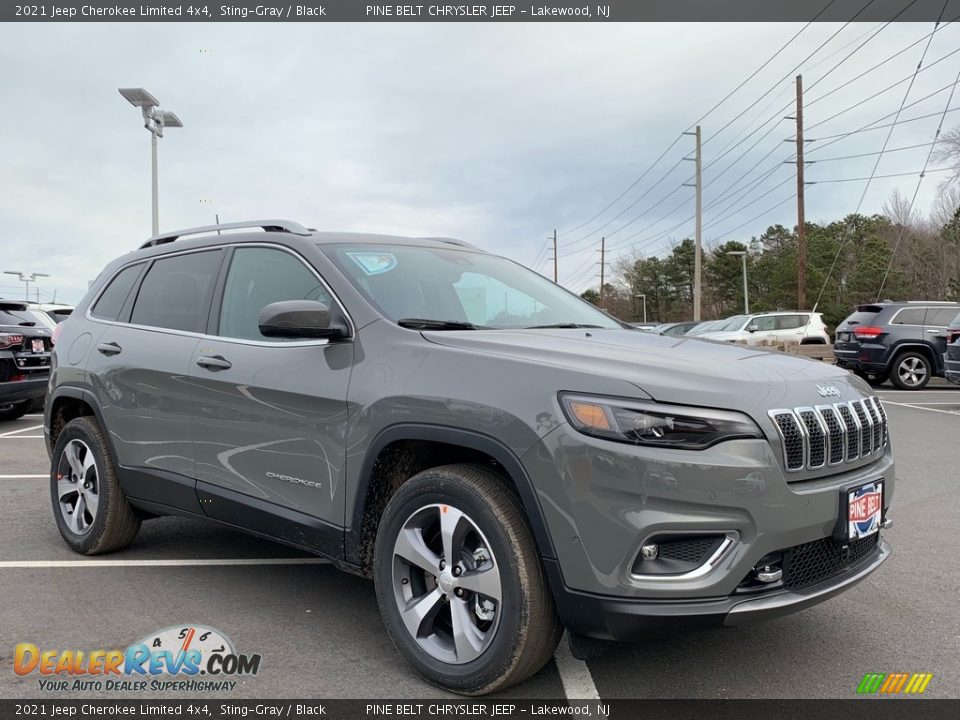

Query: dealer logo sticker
<box><xmin>13</xmin><ymin>624</ymin><xmax>261</xmax><ymax>693</ymax></box>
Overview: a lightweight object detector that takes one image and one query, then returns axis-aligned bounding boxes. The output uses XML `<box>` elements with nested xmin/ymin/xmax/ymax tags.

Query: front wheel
<box><xmin>890</xmin><ymin>352</ymin><xmax>932</xmax><ymax>390</ymax></box>
<box><xmin>373</xmin><ymin>464</ymin><xmax>562</xmax><ymax>695</ymax></box>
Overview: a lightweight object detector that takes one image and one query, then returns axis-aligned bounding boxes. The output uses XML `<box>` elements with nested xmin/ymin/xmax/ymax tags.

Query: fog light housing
<box><xmin>640</xmin><ymin>544</ymin><xmax>659</xmax><ymax>561</ymax></box>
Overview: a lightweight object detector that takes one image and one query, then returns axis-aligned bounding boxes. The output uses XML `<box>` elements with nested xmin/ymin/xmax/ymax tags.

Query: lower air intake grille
<box><xmin>782</xmin><ymin>533</ymin><xmax>880</xmax><ymax>590</ymax></box>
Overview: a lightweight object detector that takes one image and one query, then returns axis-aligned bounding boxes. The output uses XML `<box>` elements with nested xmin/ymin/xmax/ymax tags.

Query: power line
<box><xmin>877</xmin><ymin>63</ymin><xmax>960</xmax><ymax>298</ymax></box>
<box><xmin>809</xmin><ymin>166</ymin><xmax>959</xmax><ymax>183</ymax></box>
<box><xmin>811</xmin><ymin>141</ymin><xmax>936</xmax><ymax>162</ymax></box>
<box><xmin>551</xmin><ymin>3</ymin><xmax>840</xmax><ymax>244</ymax></box>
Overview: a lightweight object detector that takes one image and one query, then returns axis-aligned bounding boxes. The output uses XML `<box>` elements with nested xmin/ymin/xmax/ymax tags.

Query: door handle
<box><xmin>96</xmin><ymin>341</ymin><xmax>122</xmax><ymax>356</ymax></box>
<box><xmin>925</xmin><ymin>329</ymin><xmax>942</xmax><ymax>334</ymax></box>
<box><xmin>196</xmin><ymin>354</ymin><xmax>232</xmax><ymax>371</ymax></box>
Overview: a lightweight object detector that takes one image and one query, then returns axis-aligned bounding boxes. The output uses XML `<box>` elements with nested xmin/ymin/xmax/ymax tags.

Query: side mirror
<box><xmin>746</xmin><ymin>325</ymin><xmax>758</xmax><ymax>333</ymax></box>
<box><xmin>258</xmin><ymin>300</ymin><xmax>349</xmax><ymax>340</ymax></box>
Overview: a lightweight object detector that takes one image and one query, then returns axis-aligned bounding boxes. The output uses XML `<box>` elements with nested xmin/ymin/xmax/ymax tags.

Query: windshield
<box><xmin>713</xmin><ymin>315</ymin><xmax>748</xmax><ymax>331</ymax></box>
<box><xmin>325</xmin><ymin>244</ymin><xmax>622</xmax><ymax>330</ymax></box>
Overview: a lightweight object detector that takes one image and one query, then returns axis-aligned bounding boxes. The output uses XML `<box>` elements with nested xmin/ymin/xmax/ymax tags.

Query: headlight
<box><xmin>559</xmin><ymin>393</ymin><xmax>763</xmax><ymax>450</ymax></box>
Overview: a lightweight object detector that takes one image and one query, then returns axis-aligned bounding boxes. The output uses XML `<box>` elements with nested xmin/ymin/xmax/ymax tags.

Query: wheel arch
<box><xmin>888</xmin><ymin>342</ymin><xmax>939</xmax><ymax>371</ymax></box>
<box><xmin>47</xmin><ymin>386</ymin><xmax>108</xmax><ymax>456</ymax></box>
<box><xmin>347</xmin><ymin>424</ymin><xmax>557</xmax><ymax>576</ymax></box>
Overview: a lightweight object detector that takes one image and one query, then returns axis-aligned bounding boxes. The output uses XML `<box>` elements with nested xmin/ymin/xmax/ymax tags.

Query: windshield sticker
<box><xmin>346</xmin><ymin>252</ymin><xmax>397</xmax><ymax>276</ymax></box>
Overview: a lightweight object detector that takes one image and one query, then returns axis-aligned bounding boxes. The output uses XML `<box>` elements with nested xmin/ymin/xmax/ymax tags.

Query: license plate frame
<box><xmin>843</xmin><ymin>480</ymin><xmax>883</xmax><ymax>541</ymax></box>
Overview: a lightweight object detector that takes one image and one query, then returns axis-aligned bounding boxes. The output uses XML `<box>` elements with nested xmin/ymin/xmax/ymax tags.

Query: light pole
<box><xmin>633</xmin><ymin>293</ymin><xmax>647</xmax><ymax>323</ymax></box>
<box><xmin>119</xmin><ymin>88</ymin><xmax>183</xmax><ymax>236</ymax></box>
<box><xmin>726</xmin><ymin>250</ymin><xmax>749</xmax><ymax>314</ymax></box>
<box><xmin>4</xmin><ymin>271</ymin><xmax>50</xmax><ymax>302</ymax></box>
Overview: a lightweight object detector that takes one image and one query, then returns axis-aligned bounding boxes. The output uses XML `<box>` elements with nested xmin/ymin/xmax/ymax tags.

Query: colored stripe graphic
<box><xmin>857</xmin><ymin>672</ymin><xmax>932</xmax><ymax>695</ymax></box>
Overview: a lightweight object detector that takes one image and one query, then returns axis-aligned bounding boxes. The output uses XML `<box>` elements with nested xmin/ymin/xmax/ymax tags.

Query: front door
<box><xmin>190</xmin><ymin>246</ymin><xmax>352</xmax><ymax>557</ymax></box>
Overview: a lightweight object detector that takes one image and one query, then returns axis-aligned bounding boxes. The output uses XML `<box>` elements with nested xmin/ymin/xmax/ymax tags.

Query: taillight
<box><xmin>0</xmin><ymin>333</ymin><xmax>24</xmax><ymax>350</ymax></box>
<box><xmin>51</xmin><ymin>323</ymin><xmax>62</xmax><ymax>346</ymax></box>
<box><xmin>853</xmin><ymin>326</ymin><xmax>885</xmax><ymax>340</ymax></box>
<box><xmin>948</xmin><ymin>328</ymin><xmax>960</xmax><ymax>345</ymax></box>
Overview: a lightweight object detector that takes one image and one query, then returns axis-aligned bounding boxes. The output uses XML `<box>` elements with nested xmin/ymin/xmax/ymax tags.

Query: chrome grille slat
<box><xmin>770</xmin><ymin>397</ymin><xmax>886</xmax><ymax>473</ymax></box>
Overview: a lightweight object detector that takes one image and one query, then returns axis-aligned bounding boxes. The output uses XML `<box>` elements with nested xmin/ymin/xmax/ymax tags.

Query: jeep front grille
<box><xmin>768</xmin><ymin>398</ymin><xmax>887</xmax><ymax>473</ymax></box>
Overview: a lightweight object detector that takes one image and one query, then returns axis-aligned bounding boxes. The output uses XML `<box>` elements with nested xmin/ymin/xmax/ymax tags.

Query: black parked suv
<box><xmin>945</xmin><ymin>311</ymin><xmax>960</xmax><ymax>386</ymax></box>
<box><xmin>0</xmin><ymin>301</ymin><xmax>53</xmax><ymax>421</ymax></box>
<box><xmin>834</xmin><ymin>301</ymin><xmax>960</xmax><ymax>390</ymax></box>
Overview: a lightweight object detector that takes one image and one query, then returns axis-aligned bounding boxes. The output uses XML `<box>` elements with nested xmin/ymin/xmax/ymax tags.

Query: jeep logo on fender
<box><xmin>816</xmin><ymin>384</ymin><xmax>841</xmax><ymax>398</ymax></box>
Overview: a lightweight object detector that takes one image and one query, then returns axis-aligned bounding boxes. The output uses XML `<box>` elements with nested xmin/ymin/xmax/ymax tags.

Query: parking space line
<box><xmin>0</xmin><ymin>558</ymin><xmax>331</xmax><ymax>568</ymax></box>
<box><xmin>883</xmin><ymin>401</ymin><xmax>960</xmax><ymax>416</ymax></box>
<box><xmin>0</xmin><ymin>474</ymin><xmax>47</xmax><ymax>478</ymax></box>
<box><xmin>553</xmin><ymin>633</ymin><xmax>601</xmax><ymax>700</ymax></box>
<box><xmin>0</xmin><ymin>435</ymin><xmax>43</xmax><ymax>439</ymax></box>
<box><xmin>0</xmin><ymin>424</ymin><xmax>42</xmax><ymax>437</ymax></box>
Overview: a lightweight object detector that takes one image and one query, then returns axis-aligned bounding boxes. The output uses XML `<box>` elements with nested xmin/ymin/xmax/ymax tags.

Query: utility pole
<box><xmin>598</xmin><ymin>237</ymin><xmax>606</xmax><ymax>308</ymax></box>
<box><xmin>551</xmin><ymin>229</ymin><xmax>558</xmax><ymax>283</ymax></box>
<box><xmin>682</xmin><ymin>126</ymin><xmax>703</xmax><ymax>321</ymax></box>
<box><xmin>795</xmin><ymin>74</ymin><xmax>807</xmax><ymax>311</ymax></box>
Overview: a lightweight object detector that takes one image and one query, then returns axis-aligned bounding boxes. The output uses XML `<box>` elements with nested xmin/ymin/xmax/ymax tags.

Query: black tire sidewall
<box><xmin>50</xmin><ymin>417</ymin><xmax>119</xmax><ymax>554</ymax></box>
<box><xmin>373</xmin><ymin>469</ymin><xmax>530</xmax><ymax>690</ymax></box>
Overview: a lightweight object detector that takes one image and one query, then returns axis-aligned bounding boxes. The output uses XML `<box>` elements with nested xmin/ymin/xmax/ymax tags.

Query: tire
<box><xmin>889</xmin><ymin>351</ymin><xmax>932</xmax><ymax>391</ymax></box>
<box><xmin>0</xmin><ymin>400</ymin><xmax>30</xmax><ymax>422</ymax></box>
<box><xmin>49</xmin><ymin>416</ymin><xmax>141</xmax><ymax>554</ymax></box>
<box><xmin>373</xmin><ymin>464</ymin><xmax>562</xmax><ymax>695</ymax></box>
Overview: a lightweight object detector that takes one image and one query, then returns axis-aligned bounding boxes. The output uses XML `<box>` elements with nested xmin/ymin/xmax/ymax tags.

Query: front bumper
<box><xmin>547</xmin><ymin>537</ymin><xmax>889</xmax><ymax>640</ymax></box>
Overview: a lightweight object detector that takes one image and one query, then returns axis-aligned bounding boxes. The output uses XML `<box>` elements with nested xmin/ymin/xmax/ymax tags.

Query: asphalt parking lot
<box><xmin>0</xmin><ymin>384</ymin><xmax>958</xmax><ymax>701</ymax></box>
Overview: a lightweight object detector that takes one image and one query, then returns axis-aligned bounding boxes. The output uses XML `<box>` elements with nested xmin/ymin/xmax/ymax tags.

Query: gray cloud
<box><xmin>1</xmin><ymin>21</ymin><xmax>958</xmax><ymax>303</ymax></box>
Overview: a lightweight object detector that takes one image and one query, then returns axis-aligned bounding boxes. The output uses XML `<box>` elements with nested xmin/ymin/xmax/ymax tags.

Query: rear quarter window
<box><xmin>90</xmin><ymin>263</ymin><xmax>145</xmax><ymax>321</ymax></box>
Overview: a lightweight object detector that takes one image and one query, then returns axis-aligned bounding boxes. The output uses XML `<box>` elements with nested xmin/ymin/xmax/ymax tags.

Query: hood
<box><xmin>422</xmin><ymin>328</ymin><xmax>868</xmax><ymax>419</ymax></box>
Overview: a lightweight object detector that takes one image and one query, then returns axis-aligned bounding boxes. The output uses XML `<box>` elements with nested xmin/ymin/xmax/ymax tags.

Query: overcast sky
<box><xmin>2</xmin><ymin>21</ymin><xmax>959</xmax><ymax>304</ymax></box>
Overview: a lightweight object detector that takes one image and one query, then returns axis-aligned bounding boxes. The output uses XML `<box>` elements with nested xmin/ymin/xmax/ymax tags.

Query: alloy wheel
<box><xmin>56</xmin><ymin>439</ymin><xmax>100</xmax><ymax>535</ymax></box>
<box><xmin>897</xmin><ymin>356</ymin><xmax>928</xmax><ymax>388</ymax></box>
<box><xmin>391</xmin><ymin>503</ymin><xmax>502</xmax><ymax>665</ymax></box>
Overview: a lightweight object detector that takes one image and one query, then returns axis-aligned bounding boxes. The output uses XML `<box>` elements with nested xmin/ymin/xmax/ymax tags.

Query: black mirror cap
<box><xmin>258</xmin><ymin>300</ymin><xmax>349</xmax><ymax>340</ymax></box>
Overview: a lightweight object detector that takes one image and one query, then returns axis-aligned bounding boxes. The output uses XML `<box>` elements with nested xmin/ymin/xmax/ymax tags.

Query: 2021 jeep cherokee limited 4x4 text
<box><xmin>45</xmin><ymin>220</ymin><xmax>894</xmax><ymax>695</ymax></box>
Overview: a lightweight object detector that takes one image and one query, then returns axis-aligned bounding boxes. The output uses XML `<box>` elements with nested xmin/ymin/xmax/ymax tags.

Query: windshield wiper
<box><xmin>524</xmin><ymin>323</ymin><xmax>605</xmax><ymax>329</ymax></box>
<box><xmin>398</xmin><ymin>318</ymin><xmax>485</xmax><ymax>330</ymax></box>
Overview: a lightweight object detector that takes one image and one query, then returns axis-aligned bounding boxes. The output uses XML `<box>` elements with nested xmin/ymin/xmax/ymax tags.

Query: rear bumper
<box><xmin>0</xmin><ymin>376</ymin><xmax>48</xmax><ymax>403</ymax></box>
<box><xmin>549</xmin><ymin>537</ymin><xmax>890</xmax><ymax>640</ymax></box>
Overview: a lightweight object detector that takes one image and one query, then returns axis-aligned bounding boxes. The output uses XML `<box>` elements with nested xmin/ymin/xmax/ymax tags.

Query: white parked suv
<box><xmin>694</xmin><ymin>311</ymin><xmax>830</xmax><ymax>346</ymax></box>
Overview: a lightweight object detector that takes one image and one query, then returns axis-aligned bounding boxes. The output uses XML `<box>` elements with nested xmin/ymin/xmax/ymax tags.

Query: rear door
<box><xmin>774</xmin><ymin>313</ymin><xmax>808</xmax><ymax>343</ymax></box>
<box><xmin>189</xmin><ymin>245</ymin><xmax>353</xmax><ymax>556</ymax></box>
<box><xmin>88</xmin><ymin>250</ymin><xmax>223</xmax><ymax>502</ymax></box>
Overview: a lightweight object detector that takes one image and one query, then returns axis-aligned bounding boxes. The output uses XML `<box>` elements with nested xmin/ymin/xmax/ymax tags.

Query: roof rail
<box><xmin>140</xmin><ymin>219</ymin><xmax>312</xmax><ymax>249</ymax></box>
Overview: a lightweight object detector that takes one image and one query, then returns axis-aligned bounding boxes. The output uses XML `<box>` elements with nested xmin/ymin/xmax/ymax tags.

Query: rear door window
<box><xmin>750</xmin><ymin>316</ymin><xmax>777</xmax><ymax>331</ymax></box>
<box><xmin>130</xmin><ymin>250</ymin><xmax>223</xmax><ymax>333</ymax></box>
<box><xmin>776</xmin><ymin>314</ymin><xmax>807</xmax><ymax>330</ymax></box>
<box><xmin>890</xmin><ymin>307</ymin><xmax>926</xmax><ymax>326</ymax></box>
<box><xmin>91</xmin><ymin>263</ymin><xmax>145</xmax><ymax>321</ymax></box>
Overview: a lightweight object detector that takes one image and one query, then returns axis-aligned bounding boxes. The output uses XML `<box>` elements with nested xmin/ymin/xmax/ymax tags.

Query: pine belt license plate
<box><xmin>31</xmin><ymin>339</ymin><xmax>44</xmax><ymax>353</ymax></box>
<box><xmin>846</xmin><ymin>480</ymin><xmax>883</xmax><ymax>540</ymax></box>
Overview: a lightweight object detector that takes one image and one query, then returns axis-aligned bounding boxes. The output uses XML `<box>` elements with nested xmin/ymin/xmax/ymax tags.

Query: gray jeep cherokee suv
<box><xmin>45</xmin><ymin>220</ymin><xmax>893</xmax><ymax>694</ymax></box>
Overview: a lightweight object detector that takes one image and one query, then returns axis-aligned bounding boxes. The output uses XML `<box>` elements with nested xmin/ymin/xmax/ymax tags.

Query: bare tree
<box><xmin>932</xmin><ymin>125</ymin><xmax>960</xmax><ymax>189</ymax></box>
